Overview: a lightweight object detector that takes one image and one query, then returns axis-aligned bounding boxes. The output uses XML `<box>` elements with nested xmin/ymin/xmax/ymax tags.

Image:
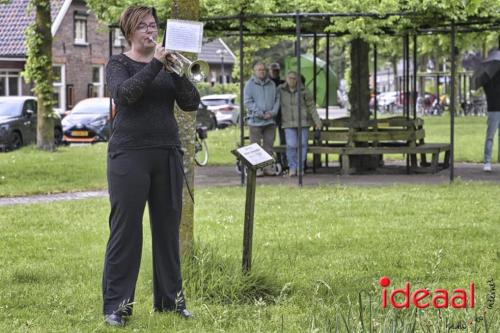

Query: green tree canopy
<box><xmin>86</xmin><ymin>0</ymin><xmax>499</xmax><ymax>82</ymax></box>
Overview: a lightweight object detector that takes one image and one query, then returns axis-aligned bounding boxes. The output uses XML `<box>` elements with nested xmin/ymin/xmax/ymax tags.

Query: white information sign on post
<box><xmin>236</xmin><ymin>143</ymin><xmax>274</xmax><ymax>167</ymax></box>
<box><xmin>164</xmin><ymin>19</ymin><xmax>204</xmax><ymax>53</ymax></box>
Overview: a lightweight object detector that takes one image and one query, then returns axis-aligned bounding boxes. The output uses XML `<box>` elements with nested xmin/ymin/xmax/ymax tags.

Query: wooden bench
<box><xmin>340</xmin><ymin>143</ymin><xmax>450</xmax><ymax>174</ymax></box>
<box><xmin>273</xmin><ymin>116</ymin><xmax>350</xmax><ymax>168</ymax></box>
<box><xmin>274</xmin><ymin>116</ymin><xmax>450</xmax><ymax>174</ymax></box>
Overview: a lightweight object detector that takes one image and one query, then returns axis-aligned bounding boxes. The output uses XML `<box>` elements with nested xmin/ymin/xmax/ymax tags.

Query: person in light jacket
<box><xmin>279</xmin><ymin>70</ymin><xmax>322</xmax><ymax>176</ymax></box>
<box><xmin>244</xmin><ymin>61</ymin><xmax>280</xmax><ymax>175</ymax></box>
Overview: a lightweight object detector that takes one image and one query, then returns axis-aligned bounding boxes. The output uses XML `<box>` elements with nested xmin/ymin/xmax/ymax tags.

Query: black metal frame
<box><xmin>203</xmin><ymin>12</ymin><xmax>499</xmax><ymax>185</ymax></box>
<box><xmin>108</xmin><ymin>12</ymin><xmax>500</xmax><ymax>185</ymax></box>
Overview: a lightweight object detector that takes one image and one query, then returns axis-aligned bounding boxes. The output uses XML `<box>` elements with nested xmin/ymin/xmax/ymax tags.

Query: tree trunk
<box><xmin>172</xmin><ymin>0</ymin><xmax>199</xmax><ymax>258</ymax></box>
<box><xmin>391</xmin><ymin>59</ymin><xmax>398</xmax><ymax>92</ymax></box>
<box><xmin>349</xmin><ymin>39</ymin><xmax>371</xmax><ymax>123</ymax></box>
<box><xmin>34</xmin><ymin>0</ymin><xmax>55</xmax><ymax>151</ymax></box>
<box><xmin>348</xmin><ymin>38</ymin><xmax>379</xmax><ymax>171</ymax></box>
<box><xmin>418</xmin><ymin>54</ymin><xmax>427</xmax><ymax>98</ymax></box>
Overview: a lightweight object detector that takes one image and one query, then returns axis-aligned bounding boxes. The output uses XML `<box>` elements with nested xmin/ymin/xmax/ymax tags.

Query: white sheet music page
<box><xmin>164</xmin><ymin>19</ymin><xmax>204</xmax><ymax>53</ymax></box>
<box><xmin>236</xmin><ymin>144</ymin><xmax>274</xmax><ymax>166</ymax></box>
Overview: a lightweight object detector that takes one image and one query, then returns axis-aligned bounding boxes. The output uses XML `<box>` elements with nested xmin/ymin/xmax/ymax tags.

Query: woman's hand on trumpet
<box><xmin>149</xmin><ymin>38</ymin><xmax>177</xmax><ymax>70</ymax></box>
<box><xmin>154</xmin><ymin>45</ymin><xmax>176</xmax><ymax>67</ymax></box>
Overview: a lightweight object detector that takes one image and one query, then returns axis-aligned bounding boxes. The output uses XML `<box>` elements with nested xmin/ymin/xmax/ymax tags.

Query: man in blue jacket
<box><xmin>244</xmin><ymin>61</ymin><xmax>280</xmax><ymax>175</ymax></box>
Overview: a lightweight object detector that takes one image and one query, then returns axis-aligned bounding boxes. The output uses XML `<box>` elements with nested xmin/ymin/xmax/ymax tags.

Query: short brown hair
<box><xmin>253</xmin><ymin>61</ymin><xmax>265</xmax><ymax>70</ymax></box>
<box><xmin>119</xmin><ymin>6</ymin><xmax>158</xmax><ymax>44</ymax></box>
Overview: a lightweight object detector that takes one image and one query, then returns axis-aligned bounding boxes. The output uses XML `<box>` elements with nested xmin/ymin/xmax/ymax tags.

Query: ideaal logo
<box><xmin>379</xmin><ymin>276</ymin><xmax>475</xmax><ymax>309</ymax></box>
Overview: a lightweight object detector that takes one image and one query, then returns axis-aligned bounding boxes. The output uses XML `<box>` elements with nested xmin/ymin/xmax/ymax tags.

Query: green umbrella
<box><xmin>284</xmin><ymin>54</ymin><xmax>337</xmax><ymax>107</ymax></box>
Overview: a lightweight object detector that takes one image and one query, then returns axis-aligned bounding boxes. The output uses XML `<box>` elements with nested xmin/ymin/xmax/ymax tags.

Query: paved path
<box><xmin>194</xmin><ymin>162</ymin><xmax>500</xmax><ymax>187</ymax></box>
<box><xmin>0</xmin><ymin>190</ymin><xmax>108</xmax><ymax>207</ymax></box>
<box><xmin>1</xmin><ymin>162</ymin><xmax>498</xmax><ymax>206</ymax></box>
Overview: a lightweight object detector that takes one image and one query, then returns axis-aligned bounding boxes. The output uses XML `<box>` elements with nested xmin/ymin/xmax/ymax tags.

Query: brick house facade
<box><xmin>0</xmin><ymin>0</ymin><xmax>124</xmax><ymax>113</ymax></box>
<box><xmin>0</xmin><ymin>0</ymin><xmax>236</xmax><ymax>113</ymax></box>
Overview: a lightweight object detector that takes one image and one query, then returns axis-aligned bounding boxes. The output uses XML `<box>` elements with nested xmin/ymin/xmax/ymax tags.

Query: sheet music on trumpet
<box><xmin>164</xmin><ymin>19</ymin><xmax>204</xmax><ymax>54</ymax></box>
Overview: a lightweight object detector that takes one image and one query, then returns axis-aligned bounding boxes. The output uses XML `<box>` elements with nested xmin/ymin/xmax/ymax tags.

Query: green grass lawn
<box><xmin>0</xmin><ymin>116</ymin><xmax>495</xmax><ymax>197</ymax></box>
<box><xmin>424</xmin><ymin>115</ymin><xmax>492</xmax><ymax>163</ymax></box>
<box><xmin>0</xmin><ymin>144</ymin><xmax>108</xmax><ymax>197</ymax></box>
<box><xmin>0</xmin><ymin>184</ymin><xmax>498</xmax><ymax>332</ymax></box>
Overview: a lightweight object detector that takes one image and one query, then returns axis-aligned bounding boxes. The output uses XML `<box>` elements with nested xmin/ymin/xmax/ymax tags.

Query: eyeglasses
<box><xmin>136</xmin><ymin>23</ymin><xmax>158</xmax><ymax>33</ymax></box>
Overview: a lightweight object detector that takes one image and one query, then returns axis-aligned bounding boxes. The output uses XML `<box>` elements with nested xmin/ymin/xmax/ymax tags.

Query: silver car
<box><xmin>200</xmin><ymin>94</ymin><xmax>240</xmax><ymax>128</ymax></box>
<box><xmin>61</xmin><ymin>97</ymin><xmax>111</xmax><ymax>144</ymax></box>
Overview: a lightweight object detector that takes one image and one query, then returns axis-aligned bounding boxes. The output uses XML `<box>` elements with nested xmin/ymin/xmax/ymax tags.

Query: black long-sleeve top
<box><xmin>106</xmin><ymin>54</ymin><xmax>200</xmax><ymax>151</ymax></box>
<box><xmin>484</xmin><ymin>71</ymin><xmax>500</xmax><ymax>112</ymax></box>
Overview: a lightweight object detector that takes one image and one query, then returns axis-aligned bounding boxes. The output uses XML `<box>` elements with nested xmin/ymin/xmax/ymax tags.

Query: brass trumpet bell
<box><xmin>166</xmin><ymin>53</ymin><xmax>209</xmax><ymax>83</ymax></box>
<box><xmin>148</xmin><ymin>38</ymin><xmax>208</xmax><ymax>82</ymax></box>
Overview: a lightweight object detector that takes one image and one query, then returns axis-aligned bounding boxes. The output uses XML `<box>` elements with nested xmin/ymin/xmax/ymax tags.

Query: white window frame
<box><xmin>74</xmin><ymin>15</ymin><xmax>88</xmax><ymax>45</ymax></box>
<box><xmin>0</xmin><ymin>70</ymin><xmax>22</xmax><ymax>96</ymax></box>
<box><xmin>114</xmin><ymin>28</ymin><xmax>126</xmax><ymax>47</ymax></box>
<box><xmin>52</xmin><ymin>64</ymin><xmax>66</xmax><ymax>114</ymax></box>
<box><xmin>92</xmin><ymin>65</ymin><xmax>104</xmax><ymax>97</ymax></box>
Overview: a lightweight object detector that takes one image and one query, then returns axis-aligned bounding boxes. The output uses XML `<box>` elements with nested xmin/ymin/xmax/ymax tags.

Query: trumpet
<box><xmin>149</xmin><ymin>37</ymin><xmax>209</xmax><ymax>82</ymax></box>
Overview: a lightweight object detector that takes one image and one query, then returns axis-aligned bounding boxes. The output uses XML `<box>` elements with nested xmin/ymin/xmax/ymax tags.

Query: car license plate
<box><xmin>71</xmin><ymin>130</ymin><xmax>89</xmax><ymax>137</ymax></box>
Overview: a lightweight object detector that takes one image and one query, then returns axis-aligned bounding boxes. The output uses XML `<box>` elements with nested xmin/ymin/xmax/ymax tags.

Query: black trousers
<box><xmin>102</xmin><ymin>147</ymin><xmax>184</xmax><ymax>315</ymax></box>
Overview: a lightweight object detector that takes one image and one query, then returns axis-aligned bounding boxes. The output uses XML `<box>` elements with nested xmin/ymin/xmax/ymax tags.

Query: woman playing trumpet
<box><xmin>147</xmin><ymin>37</ymin><xmax>208</xmax><ymax>82</ymax></box>
<box><xmin>102</xmin><ymin>5</ymin><xmax>200</xmax><ymax>326</ymax></box>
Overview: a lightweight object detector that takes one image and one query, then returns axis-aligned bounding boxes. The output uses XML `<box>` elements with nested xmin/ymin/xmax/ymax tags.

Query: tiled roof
<box><xmin>198</xmin><ymin>38</ymin><xmax>236</xmax><ymax>65</ymax></box>
<box><xmin>0</xmin><ymin>0</ymin><xmax>66</xmax><ymax>57</ymax></box>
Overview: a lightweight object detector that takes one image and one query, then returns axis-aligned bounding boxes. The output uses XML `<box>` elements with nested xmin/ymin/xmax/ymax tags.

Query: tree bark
<box><xmin>418</xmin><ymin>54</ymin><xmax>427</xmax><ymax>98</ymax></box>
<box><xmin>35</xmin><ymin>0</ymin><xmax>55</xmax><ymax>151</ymax></box>
<box><xmin>171</xmin><ymin>0</ymin><xmax>199</xmax><ymax>258</ymax></box>
<box><xmin>348</xmin><ymin>38</ymin><xmax>379</xmax><ymax>171</ymax></box>
<box><xmin>349</xmin><ymin>39</ymin><xmax>371</xmax><ymax>123</ymax></box>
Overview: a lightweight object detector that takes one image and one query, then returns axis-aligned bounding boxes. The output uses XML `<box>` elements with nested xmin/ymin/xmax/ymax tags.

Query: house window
<box><xmin>87</xmin><ymin>84</ymin><xmax>94</xmax><ymax>98</ymax></box>
<box><xmin>90</xmin><ymin>65</ymin><xmax>104</xmax><ymax>97</ymax></box>
<box><xmin>52</xmin><ymin>65</ymin><xmax>65</xmax><ymax>113</ymax></box>
<box><xmin>219</xmin><ymin>74</ymin><xmax>230</xmax><ymax>84</ymax></box>
<box><xmin>66</xmin><ymin>84</ymin><xmax>75</xmax><ymax>109</ymax></box>
<box><xmin>0</xmin><ymin>71</ymin><xmax>21</xmax><ymax>96</ymax></box>
<box><xmin>114</xmin><ymin>28</ymin><xmax>126</xmax><ymax>47</ymax></box>
<box><xmin>74</xmin><ymin>14</ymin><xmax>87</xmax><ymax>45</ymax></box>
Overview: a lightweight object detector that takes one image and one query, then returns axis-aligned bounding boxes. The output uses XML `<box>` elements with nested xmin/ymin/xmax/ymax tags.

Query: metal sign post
<box><xmin>242</xmin><ymin>167</ymin><xmax>256</xmax><ymax>273</ymax></box>
<box><xmin>231</xmin><ymin>144</ymin><xmax>274</xmax><ymax>273</ymax></box>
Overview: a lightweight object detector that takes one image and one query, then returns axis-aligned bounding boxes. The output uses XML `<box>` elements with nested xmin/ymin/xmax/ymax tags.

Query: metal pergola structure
<box><xmin>198</xmin><ymin>11</ymin><xmax>500</xmax><ymax>186</ymax></box>
<box><xmin>108</xmin><ymin>12</ymin><xmax>500</xmax><ymax>186</ymax></box>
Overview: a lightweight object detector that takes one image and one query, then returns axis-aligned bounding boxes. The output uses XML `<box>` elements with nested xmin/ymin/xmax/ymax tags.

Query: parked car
<box><xmin>378</xmin><ymin>91</ymin><xmax>399</xmax><ymax>107</ymax></box>
<box><xmin>200</xmin><ymin>94</ymin><xmax>240</xmax><ymax>128</ymax></box>
<box><xmin>369</xmin><ymin>91</ymin><xmax>402</xmax><ymax>113</ymax></box>
<box><xmin>0</xmin><ymin>96</ymin><xmax>63</xmax><ymax>151</ymax></box>
<box><xmin>196</xmin><ymin>101</ymin><xmax>217</xmax><ymax>130</ymax></box>
<box><xmin>62</xmin><ymin>97</ymin><xmax>111</xmax><ymax>143</ymax></box>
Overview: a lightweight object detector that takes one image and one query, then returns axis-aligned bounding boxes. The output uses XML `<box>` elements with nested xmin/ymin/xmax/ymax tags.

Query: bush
<box><xmin>196</xmin><ymin>82</ymin><xmax>241</xmax><ymax>101</ymax></box>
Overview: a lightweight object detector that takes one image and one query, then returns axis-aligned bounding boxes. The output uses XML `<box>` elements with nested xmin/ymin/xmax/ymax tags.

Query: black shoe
<box><xmin>104</xmin><ymin>313</ymin><xmax>125</xmax><ymax>327</ymax></box>
<box><xmin>176</xmin><ymin>308</ymin><xmax>194</xmax><ymax>319</ymax></box>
